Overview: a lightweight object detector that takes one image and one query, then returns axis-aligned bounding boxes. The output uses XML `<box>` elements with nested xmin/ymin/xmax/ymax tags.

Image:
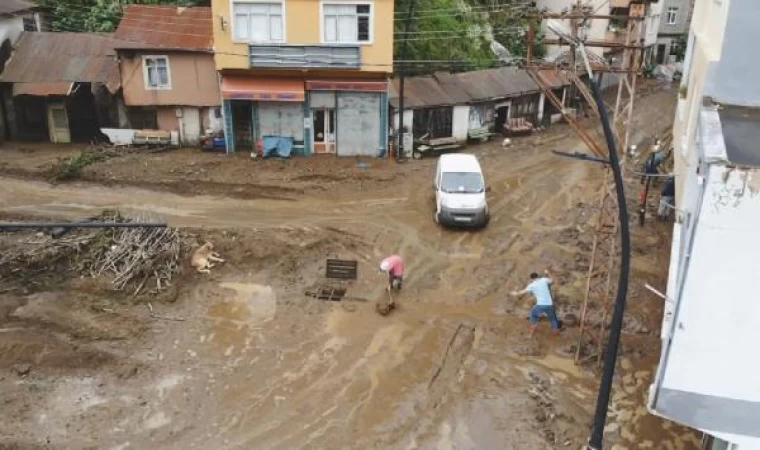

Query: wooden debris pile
<box><xmin>0</xmin><ymin>213</ymin><xmax>186</xmax><ymax>296</ymax></box>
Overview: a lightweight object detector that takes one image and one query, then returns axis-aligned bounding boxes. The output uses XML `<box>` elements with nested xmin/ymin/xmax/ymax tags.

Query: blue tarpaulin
<box><xmin>262</xmin><ymin>136</ymin><xmax>294</xmax><ymax>158</ymax></box>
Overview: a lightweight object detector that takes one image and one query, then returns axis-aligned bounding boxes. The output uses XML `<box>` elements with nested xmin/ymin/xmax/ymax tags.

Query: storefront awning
<box><xmin>12</xmin><ymin>82</ymin><xmax>73</xmax><ymax>97</ymax></box>
<box><xmin>306</xmin><ymin>80</ymin><xmax>388</xmax><ymax>92</ymax></box>
<box><xmin>222</xmin><ymin>76</ymin><xmax>305</xmax><ymax>102</ymax></box>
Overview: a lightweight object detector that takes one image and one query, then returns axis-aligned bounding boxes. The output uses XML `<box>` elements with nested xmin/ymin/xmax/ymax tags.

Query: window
<box><xmin>323</xmin><ymin>4</ymin><xmax>372</xmax><ymax>43</ymax></box>
<box><xmin>127</xmin><ymin>108</ymin><xmax>158</xmax><ymax>130</ymax></box>
<box><xmin>667</xmin><ymin>7</ymin><xmax>678</xmax><ymax>25</ymax></box>
<box><xmin>233</xmin><ymin>2</ymin><xmax>283</xmax><ymax>42</ymax></box>
<box><xmin>143</xmin><ymin>56</ymin><xmax>171</xmax><ymax>90</ymax></box>
<box><xmin>22</xmin><ymin>15</ymin><xmax>36</xmax><ymax>31</ymax></box>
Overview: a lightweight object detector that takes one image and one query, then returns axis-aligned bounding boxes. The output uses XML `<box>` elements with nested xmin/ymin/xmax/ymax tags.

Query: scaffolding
<box><xmin>523</xmin><ymin>1</ymin><xmax>649</xmax><ymax>365</ymax></box>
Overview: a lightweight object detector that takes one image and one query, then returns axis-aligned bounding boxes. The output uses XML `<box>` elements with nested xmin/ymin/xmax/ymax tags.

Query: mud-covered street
<box><xmin>0</xmin><ymin>85</ymin><xmax>701</xmax><ymax>449</ymax></box>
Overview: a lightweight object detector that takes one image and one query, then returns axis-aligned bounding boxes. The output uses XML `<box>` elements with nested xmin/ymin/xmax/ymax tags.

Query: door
<box><xmin>336</xmin><ymin>93</ymin><xmax>381</xmax><ymax>156</ymax></box>
<box><xmin>47</xmin><ymin>103</ymin><xmax>71</xmax><ymax>143</ymax></box>
<box><xmin>181</xmin><ymin>107</ymin><xmax>201</xmax><ymax>146</ymax></box>
<box><xmin>312</xmin><ymin>108</ymin><xmax>336</xmax><ymax>154</ymax></box>
<box><xmin>656</xmin><ymin>44</ymin><xmax>667</xmax><ymax>65</ymax></box>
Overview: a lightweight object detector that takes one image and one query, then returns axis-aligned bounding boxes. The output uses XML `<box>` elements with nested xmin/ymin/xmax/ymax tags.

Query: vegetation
<box><xmin>52</xmin><ymin>150</ymin><xmax>116</xmax><ymax>181</ymax></box>
<box><xmin>394</xmin><ymin>0</ymin><xmax>541</xmax><ymax>74</ymax></box>
<box><xmin>671</xmin><ymin>35</ymin><xmax>688</xmax><ymax>61</ymax></box>
<box><xmin>37</xmin><ymin>0</ymin><xmax>210</xmax><ymax>33</ymax></box>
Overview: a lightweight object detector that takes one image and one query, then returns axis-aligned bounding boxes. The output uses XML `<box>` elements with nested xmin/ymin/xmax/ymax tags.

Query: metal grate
<box><xmin>325</xmin><ymin>259</ymin><xmax>358</xmax><ymax>280</ymax></box>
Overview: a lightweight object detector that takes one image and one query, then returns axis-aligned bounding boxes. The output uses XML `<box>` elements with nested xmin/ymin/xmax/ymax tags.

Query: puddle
<box><xmin>211</xmin><ymin>283</ymin><xmax>276</xmax><ymax>326</ymax></box>
<box><xmin>205</xmin><ymin>283</ymin><xmax>276</xmax><ymax>351</ymax></box>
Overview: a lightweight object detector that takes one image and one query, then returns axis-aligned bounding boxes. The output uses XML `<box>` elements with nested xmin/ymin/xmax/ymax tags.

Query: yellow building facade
<box><xmin>211</xmin><ymin>0</ymin><xmax>394</xmax><ymax>156</ymax></box>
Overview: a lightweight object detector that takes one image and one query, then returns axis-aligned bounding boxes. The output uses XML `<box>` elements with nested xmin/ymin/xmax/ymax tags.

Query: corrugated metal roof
<box><xmin>0</xmin><ymin>32</ymin><xmax>122</xmax><ymax>89</ymax></box>
<box><xmin>12</xmin><ymin>82</ymin><xmax>72</xmax><ymax>97</ymax></box>
<box><xmin>390</xmin><ymin>67</ymin><xmax>569</xmax><ymax>109</ymax></box>
<box><xmin>114</xmin><ymin>6</ymin><xmax>213</xmax><ymax>52</ymax></box>
<box><xmin>0</xmin><ymin>0</ymin><xmax>37</xmax><ymax>16</ymax></box>
<box><xmin>389</xmin><ymin>74</ymin><xmax>470</xmax><ymax>109</ymax></box>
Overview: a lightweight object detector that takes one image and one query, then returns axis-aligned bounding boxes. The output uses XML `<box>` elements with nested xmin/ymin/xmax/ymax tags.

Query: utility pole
<box><xmin>523</xmin><ymin>2</ymin><xmax>652</xmax><ymax>448</ymax></box>
<box><xmin>396</xmin><ymin>0</ymin><xmax>416</xmax><ymax>162</ymax></box>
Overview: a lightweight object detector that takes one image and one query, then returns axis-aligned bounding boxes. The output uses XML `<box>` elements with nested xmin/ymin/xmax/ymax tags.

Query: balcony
<box><xmin>249</xmin><ymin>45</ymin><xmax>361</xmax><ymax>70</ymax></box>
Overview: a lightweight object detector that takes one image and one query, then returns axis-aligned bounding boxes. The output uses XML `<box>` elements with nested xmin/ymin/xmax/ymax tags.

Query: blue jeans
<box><xmin>530</xmin><ymin>305</ymin><xmax>559</xmax><ymax>329</ymax></box>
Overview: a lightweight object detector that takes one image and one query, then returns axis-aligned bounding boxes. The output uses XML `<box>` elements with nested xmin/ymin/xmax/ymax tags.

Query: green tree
<box><xmin>394</xmin><ymin>0</ymin><xmax>536</xmax><ymax>74</ymax></box>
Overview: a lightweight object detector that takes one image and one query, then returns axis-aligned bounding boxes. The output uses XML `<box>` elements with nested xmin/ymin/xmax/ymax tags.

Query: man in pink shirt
<box><xmin>379</xmin><ymin>255</ymin><xmax>405</xmax><ymax>291</ymax></box>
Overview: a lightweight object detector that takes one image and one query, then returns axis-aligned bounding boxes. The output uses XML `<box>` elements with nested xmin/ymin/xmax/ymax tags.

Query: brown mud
<box><xmin>0</xmin><ymin>84</ymin><xmax>699</xmax><ymax>449</ymax></box>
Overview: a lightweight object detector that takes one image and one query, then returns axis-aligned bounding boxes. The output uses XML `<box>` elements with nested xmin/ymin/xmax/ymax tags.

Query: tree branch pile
<box><xmin>1</xmin><ymin>213</ymin><xmax>187</xmax><ymax>296</ymax></box>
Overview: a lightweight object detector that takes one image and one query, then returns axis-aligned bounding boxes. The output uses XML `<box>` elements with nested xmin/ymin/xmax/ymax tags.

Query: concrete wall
<box><xmin>212</xmin><ymin>0</ymin><xmax>394</xmax><ymax>73</ymax></box>
<box><xmin>671</xmin><ymin>0</ymin><xmax>731</xmax><ymax>205</ymax></box>
<box><xmin>120</xmin><ymin>51</ymin><xmax>220</xmax><ymax>107</ymax></box>
<box><xmin>703</xmin><ymin>0</ymin><xmax>760</xmax><ymax>108</ymax></box>
<box><xmin>0</xmin><ymin>17</ymin><xmax>24</xmax><ymax>50</ymax></box>
<box><xmin>537</xmin><ymin>0</ymin><xmax>608</xmax><ymax>59</ymax></box>
<box><xmin>658</xmin><ymin>0</ymin><xmax>692</xmax><ymax>35</ymax></box>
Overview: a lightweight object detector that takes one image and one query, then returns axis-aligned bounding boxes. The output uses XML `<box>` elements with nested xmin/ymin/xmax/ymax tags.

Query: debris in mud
<box><xmin>0</xmin><ymin>212</ymin><xmax>186</xmax><ymax>297</ymax></box>
<box><xmin>11</xmin><ymin>363</ymin><xmax>31</xmax><ymax>377</ymax></box>
<box><xmin>375</xmin><ymin>290</ymin><xmax>395</xmax><ymax>316</ymax></box>
<box><xmin>429</xmin><ymin>323</ymin><xmax>476</xmax><ymax>389</ymax></box>
<box><xmin>306</xmin><ymin>286</ymin><xmax>347</xmax><ymax>301</ymax></box>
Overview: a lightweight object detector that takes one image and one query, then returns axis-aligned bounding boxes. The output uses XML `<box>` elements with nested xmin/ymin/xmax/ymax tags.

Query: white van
<box><xmin>434</xmin><ymin>153</ymin><xmax>489</xmax><ymax>227</ymax></box>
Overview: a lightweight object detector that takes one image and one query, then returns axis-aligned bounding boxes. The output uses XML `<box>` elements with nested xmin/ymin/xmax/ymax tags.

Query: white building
<box><xmin>648</xmin><ymin>0</ymin><xmax>760</xmax><ymax>449</ymax></box>
<box><xmin>0</xmin><ymin>0</ymin><xmax>45</xmax><ymax>67</ymax></box>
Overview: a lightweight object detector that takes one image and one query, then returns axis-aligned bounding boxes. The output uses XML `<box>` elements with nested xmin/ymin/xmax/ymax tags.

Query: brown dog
<box><xmin>191</xmin><ymin>242</ymin><xmax>225</xmax><ymax>274</ymax></box>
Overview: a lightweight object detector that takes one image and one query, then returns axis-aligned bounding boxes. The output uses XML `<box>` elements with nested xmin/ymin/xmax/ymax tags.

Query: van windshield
<box><xmin>441</xmin><ymin>172</ymin><xmax>484</xmax><ymax>194</ymax></box>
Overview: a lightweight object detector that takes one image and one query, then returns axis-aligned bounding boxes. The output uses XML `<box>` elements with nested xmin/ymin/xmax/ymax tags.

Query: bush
<box><xmin>52</xmin><ymin>151</ymin><xmax>112</xmax><ymax>181</ymax></box>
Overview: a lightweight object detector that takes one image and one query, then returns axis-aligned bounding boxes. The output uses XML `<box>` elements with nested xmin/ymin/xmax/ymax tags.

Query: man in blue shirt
<box><xmin>511</xmin><ymin>270</ymin><xmax>560</xmax><ymax>336</ymax></box>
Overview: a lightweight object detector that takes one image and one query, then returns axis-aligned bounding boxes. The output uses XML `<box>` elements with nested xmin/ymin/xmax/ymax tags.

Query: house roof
<box><xmin>389</xmin><ymin>67</ymin><xmax>569</xmax><ymax>109</ymax></box>
<box><xmin>0</xmin><ymin>0</ymin><xmax>37</xmax><ymax>16</ymax></box>
<box><xmin>114</xmin><ymin>5</ymin><xmax>213</xmax><ymax>52</ymax></box>
<box><xmin>0</xmin><ymin>32</ymin><xmax>123</xmax><ymax>92</ymax></box>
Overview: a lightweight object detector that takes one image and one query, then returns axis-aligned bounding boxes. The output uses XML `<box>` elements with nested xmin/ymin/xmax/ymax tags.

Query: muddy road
<box><xmin>0</xmin><ymin>86</ymin><xmax>700</xmax><ymax>449</ymax></box>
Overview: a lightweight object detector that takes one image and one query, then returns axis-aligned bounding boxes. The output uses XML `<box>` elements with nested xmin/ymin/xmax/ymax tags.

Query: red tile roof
<box><xmin>114</xmin><ymin>5</ymin><xmax>212</xmax><ymax>52</ymax></box>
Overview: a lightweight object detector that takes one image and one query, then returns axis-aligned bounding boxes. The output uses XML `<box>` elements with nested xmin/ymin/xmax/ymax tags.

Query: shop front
<box><xmin>221</xmin><ymin>76</ymin><xmax>307</xmax><ymax>154</ymax></box>
<box><xmin>221</xmin><ymin>76</ymin><xmax>389</xmax><ymax>157</ymax></box>
<box><xmin>306</xmin><ymin>80</ymin><xmax>388</xmax><ymax>157</ymax></box>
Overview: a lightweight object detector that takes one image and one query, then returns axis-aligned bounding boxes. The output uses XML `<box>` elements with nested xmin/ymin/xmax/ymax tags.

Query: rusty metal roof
<box><xmin>12</xmin><ymin>82</ymin><xmax>72</xmax><ymax>97</ymax></box>
<box><xmin>114</xmin><ymin>6</ymin><xmax>213</xmax><ymax>52</ymax></box>
<box><xmin>0</xmin><ymin>32</ymin><xmax>122</xmax><ymax>90</ymax></box>
<box><xmin>390</xmin><ymin>67</ymin><xmax>569</xmax><ymax>109</ymax></box>
<box><xmin>389</xmin><ymin>74</ymin><xmax>470</xmax><ymax>109</ymax></box>
<box><xmin>0</xmin><ymin>0</ymin><xmax>37</xmax><ymax>15</ymax></box>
